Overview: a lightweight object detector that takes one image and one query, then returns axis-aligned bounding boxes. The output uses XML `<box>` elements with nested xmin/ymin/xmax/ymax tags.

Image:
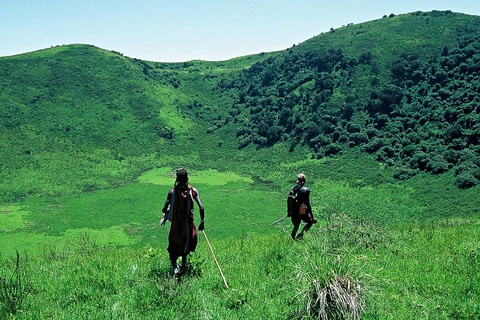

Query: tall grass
<box><xmin>2</xmin><ymin>211</ymin><xmax>477</xmax><ymax>319</ymax></box>
<box><xmin>0</xmin><ymin>251</ymin><xmax>30</xmax><ymax>317</ymax></box>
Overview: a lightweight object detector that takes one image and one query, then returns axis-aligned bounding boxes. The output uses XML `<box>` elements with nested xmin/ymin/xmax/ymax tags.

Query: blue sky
<box><xmin>1</xmin><ymin>0</ymin><xmax>480</xmax><ymax>62</ymax></box>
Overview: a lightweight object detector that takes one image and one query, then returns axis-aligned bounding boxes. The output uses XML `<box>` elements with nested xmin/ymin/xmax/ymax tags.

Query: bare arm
<box><xmin>192</xmin><ymin>187</ymin><xmax>205</xmax><ymax>221</ymax></box>
<box><xmin>162</xmin><ymin>189</ymin><xmax>173</xmax><ymax>213</ymax></box>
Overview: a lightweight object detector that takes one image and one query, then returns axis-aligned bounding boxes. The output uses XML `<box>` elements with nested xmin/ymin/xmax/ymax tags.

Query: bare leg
<box><xmin>296</xmin><ymin>222</ymin><xmax>313</xmax><ymax>239</ymax></box>
<box><xmin>292</xmin><ymin>224</ymin><xmax>300</xmax><ymax>239</ymax></box>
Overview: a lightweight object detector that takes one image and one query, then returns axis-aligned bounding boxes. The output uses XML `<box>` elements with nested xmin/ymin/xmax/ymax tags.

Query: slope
<box><xmin>216</xmin><ymin>11</ymin><xmax>480</xmax><ymax>188</ymax></box>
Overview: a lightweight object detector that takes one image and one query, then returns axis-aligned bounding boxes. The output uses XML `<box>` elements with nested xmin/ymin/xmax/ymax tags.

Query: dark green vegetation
<box><xmin>0</xmin><ymin>10</ymin><xmax>479</xmax><ymax>319</ymax></box>
<box><xmin>218</xmin><ymin>11</ymin><xmax>480</xmax><ymax>188</ymax></box>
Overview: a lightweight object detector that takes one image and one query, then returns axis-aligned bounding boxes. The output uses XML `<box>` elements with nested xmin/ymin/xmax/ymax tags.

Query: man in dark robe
<box><xmin>288</xmin><ymin>173</ymin><xmax>317</xmax><ymax>240</ymax></box>
<box><xmin>161</xmin><ymin>168</ymin><xmax>205</xmax><ymax>276</ymax></box>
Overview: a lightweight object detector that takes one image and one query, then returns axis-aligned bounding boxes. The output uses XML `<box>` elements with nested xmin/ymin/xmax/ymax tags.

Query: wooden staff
<box><xmin>269</xmin><ymin>215</ymin><xmax>287</xmax><ymax>225</ymax></box>
<box><xmin>202</xmin><ymin>230</ymin><xmax>228</xmax><ymax>289</ymax></box>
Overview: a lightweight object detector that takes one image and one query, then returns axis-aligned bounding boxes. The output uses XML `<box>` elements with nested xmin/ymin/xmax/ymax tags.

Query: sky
<box><xmin>2</xmin><ymin>0</ymin><xmax>480</xmax><ymax>62</ymax></box>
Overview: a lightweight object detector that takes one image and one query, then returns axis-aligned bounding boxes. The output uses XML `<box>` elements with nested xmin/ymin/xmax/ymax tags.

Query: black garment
<box><xmin>288</xmin><ymin>183</ymin><xmax>316</xmax><ymax>239</ymax></box>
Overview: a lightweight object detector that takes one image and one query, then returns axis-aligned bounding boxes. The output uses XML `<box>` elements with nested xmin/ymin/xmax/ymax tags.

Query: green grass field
<box><xmin>1</xmin><ymin>155</ymin><xmax>479</xmax><ymax>319</ymax></box>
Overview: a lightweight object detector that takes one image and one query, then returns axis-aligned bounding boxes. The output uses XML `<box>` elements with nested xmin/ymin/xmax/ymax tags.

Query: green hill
<box><xmin>0</xmin><ymin>10</ymin><xmax>479</xmax><ymax>319</ymax></box>
<box><xmin>216</xmin><ymin>10</ymin><xmax>480</xmax><ymax>188</ymax></box>
<box><xmin>0</xmin><ymin>43</ymin><xmax>280</xmax><ymax>201</ymax></box>
<box><xmin>1</xmin><ymin>11</ymin><xmax>479</xmax><ymax>203</ymax></box>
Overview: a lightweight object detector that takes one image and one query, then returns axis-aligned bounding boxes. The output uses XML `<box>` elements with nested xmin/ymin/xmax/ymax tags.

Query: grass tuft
<box><xmin>310</xmin><ymin>273</ymin><xmax>364</xmax><ymax>320</ymax></box>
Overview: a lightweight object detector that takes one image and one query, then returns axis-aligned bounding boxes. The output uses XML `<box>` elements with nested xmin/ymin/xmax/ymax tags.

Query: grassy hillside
<box><xmin>1</xmin><ymin>11</ymin><xmax>479</xmax><ymax>202</ymax></box>
<box><xmin>216</xmin><ymin>10</ymin><xmax>480</xmax><ymax>188</ymax></box>
<box><xmin>1</xmin><ymin>10</ymin><xmax>479</xmax><ymax>319</ymax></box>
<box><xmin>295</xmin><ymin>11</ymin><xmax>478</xmax><ymax>68</ymax></box>
<box><xmin>0</xmin><ymin>44</ymin><xmax>278</xmax><ymax>202</ymax></box>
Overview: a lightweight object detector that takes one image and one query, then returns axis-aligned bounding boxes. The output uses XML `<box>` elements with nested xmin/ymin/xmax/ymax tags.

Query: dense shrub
<box><xmin>456</xmin><ymin>172</ymin><xmax>479</xmax><ymax>188</ymax></box>
<box><xmin>426</xmin><ymin>155</ymin><xmax>450</xmax><ymax>174</ymax></box>
<box><xmin>393</xmin><ymin>166</ymin><xmax>418</xmax><ymax>180</ymax></box>
<box><xmin>325</xmin><ymin>143</ymin><xmax>342</xmax><ymax>156</ymax></box>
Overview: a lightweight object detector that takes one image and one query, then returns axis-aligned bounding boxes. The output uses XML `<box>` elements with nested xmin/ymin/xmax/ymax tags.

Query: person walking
<box><xmin>287</xmin><ymin>173</ymin><xmax>317</xmax><ymax>240</ymax></box>
<box><xmin>161</xmin><ymin>168</ymin><xmax>205</xmax><ymax>276</ymax></box>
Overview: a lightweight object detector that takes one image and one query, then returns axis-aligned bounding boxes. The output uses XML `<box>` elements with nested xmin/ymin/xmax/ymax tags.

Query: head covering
<box><xmin>175</xmin><ymin>168</ymin><xmax>189</xmax><ymax>186</ymax></box>
<box><xmin>296</xmin><ymin>173</ymin><xmax>306</xmax><ymax>185</ymax></box>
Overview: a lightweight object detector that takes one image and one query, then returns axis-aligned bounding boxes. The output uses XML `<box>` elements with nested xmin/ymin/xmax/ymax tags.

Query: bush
<box><xmin>454</xmin><ymin>160</ymin><xmax>480</xmax><ymax>188</ymax></box>
<box><xmin>393</xmin><ymin>166</ymin><xmax>418</xmax><ymax>180</ymax></box>
<box><xmin>455</xmin><ymin>172</ymin><xmax>479</xmax><ymax>189</ymax></box>
<box><xmin>325</xmin><ymin>143</ymin><xmax>342</xmax><ymax>156</ymax></box>
<box><xmin>410</xmin><ymin>151</ymin><xmax>429</xmax><ymax>170</ymax></box>
<box><xmin>427</xmin><ymin>155</ymin><xmax>449</xmax><ymax>174</ymax></box>
<box><xmin>444</xmin><ymin>149</ymin><xmax>459</xmax><ymax>164</ymax></box>
<box><xmin>365</xmin><ymin>138</ymin><xmax>385</xmax><ymax>153</ymax></box>
<box><xmin>349</xmin><ymin>132</ymin><xmax>369</xmax><ymax>146</ymax></box>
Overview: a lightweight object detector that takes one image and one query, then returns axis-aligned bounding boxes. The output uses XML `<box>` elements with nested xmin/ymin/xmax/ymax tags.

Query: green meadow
<box><xmin>1</xmin><ymin>155</ymin><xmax>478</xmax><ymax>319</ymax></box>
<box><xmin>0</xmin><ymin>167</ymin><xmax>276</xmax><ymax>258</ymax></box>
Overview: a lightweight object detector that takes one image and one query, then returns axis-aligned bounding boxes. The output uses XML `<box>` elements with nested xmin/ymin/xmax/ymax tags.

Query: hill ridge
<box><xmin>0</xmin><ymin>10</ymin><xmax>479</xmax><ymax>203</ymax></box>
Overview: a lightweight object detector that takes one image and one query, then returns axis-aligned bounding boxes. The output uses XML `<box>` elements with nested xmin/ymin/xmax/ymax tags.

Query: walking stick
<box><xmin>269</xmin><ymin>215</ymin><xmax>287</xmax><ymax>225</ymax></box>
<box><xmin>202</xmin><ymin>230</ymin><xmax>229</xmax><ymax>289</ymax></box>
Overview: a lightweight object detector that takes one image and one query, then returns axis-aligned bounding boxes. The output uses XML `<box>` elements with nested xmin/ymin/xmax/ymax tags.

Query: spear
<box><xmin>202</xmin><ymin>230</ymin><xmax>228</xmax><ymax>289</ymax></box>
